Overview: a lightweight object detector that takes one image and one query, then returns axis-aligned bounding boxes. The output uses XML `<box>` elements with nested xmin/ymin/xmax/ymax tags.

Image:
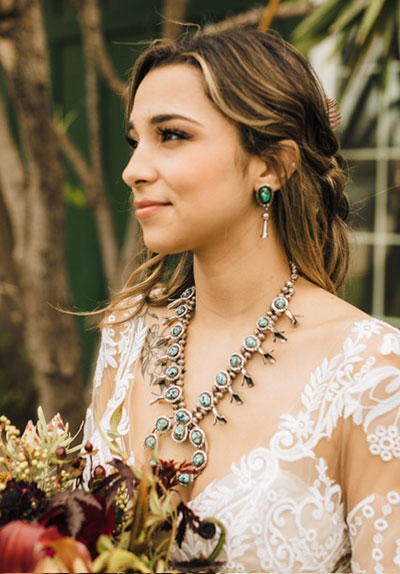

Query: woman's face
<box><xmin>123</xmin><ymin>63</ymin><xmax>264</xmax><ymax>254</ymax></box>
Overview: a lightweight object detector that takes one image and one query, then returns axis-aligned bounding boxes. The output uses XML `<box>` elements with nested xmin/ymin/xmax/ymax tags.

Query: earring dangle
<box><xmin>255</xmin><ymin>185</ymin><xmax>273</xmax><ymax>239</ymax></box>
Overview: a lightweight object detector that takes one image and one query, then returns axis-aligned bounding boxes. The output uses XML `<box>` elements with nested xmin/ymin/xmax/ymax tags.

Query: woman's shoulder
<box><xmin>294</xmin><ymin>279</ymin><xmax>399</xmax><ymax>363</ymax></box>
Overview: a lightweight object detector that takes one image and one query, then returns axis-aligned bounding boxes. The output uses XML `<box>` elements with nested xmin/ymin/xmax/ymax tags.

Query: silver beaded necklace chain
<box><xmin>144</xmin><ymin>262</ymin><xmax>299</xmax><ymax>487</ymax></box>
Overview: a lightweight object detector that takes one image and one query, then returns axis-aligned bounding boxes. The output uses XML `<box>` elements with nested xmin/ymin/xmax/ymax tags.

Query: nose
<box><xmin>122</xmin><ymin>145</ymin><xmax>158</xmax><ymax>189</ymax></box>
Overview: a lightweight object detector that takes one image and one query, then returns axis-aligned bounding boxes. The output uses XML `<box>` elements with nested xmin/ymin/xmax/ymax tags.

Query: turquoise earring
<box><xmin>255</xmin><ymin>185</ymin><xmax>273</xmax><ymax>239</ymax></box>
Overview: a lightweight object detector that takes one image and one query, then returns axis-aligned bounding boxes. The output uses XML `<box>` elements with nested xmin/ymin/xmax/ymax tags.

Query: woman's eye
<box><xmin>157</xmin><ymin>128</ymin><xmax>190</xmax><ymax>142</ymax></box>
<box><xmin>125</xmin><ymin>135</ymin><xmax>138</xmax><ymax>150</ymax></box>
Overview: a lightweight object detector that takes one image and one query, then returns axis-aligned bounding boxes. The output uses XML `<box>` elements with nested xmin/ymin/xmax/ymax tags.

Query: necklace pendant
<box><xmin>155</xmin><ymin>416</ymin><xmax>171</xmax><ymax>434</ymax></box>
<box><xmin>271</xmin><ymin>329</ymin><xmax>287</xmax><ymax>343</ymax></box>
<box><xmin>144</xmin><ymin>433</ymin><xmax>158</xmax><ymax>450</ymax></box>
<box><xmin>169</xmin><ymin>323</ymin><xmax>185</xmax><ymax>339</ymax></box>
<box><xmin>192</xmin><ymin>449</ymin><xmax>207</xmax><ymax>471</ymax></box>
<box><xmin>212</xmin><ymin>405</ymin><xmax>227</xmax><ymax>425</ymax></box>
<box><xmin>172</xmin><ymin>422</ymin><xmax>188</xmax><ymax>443</ymax></box>
<box><xmin>229</xmin><ymin>353</ymin><xmax>246</xmax><ymax>372</ymax></box>
<box><xmin>189</xmin><ymin>426</ymin><xmax>206</xmax><ymax>448</ymax></box>
<box><xmin>215</xmin><ymin>370</ymin><xmax>230</xmax><ymax>388</ymax></box>
<box><xmin>241</xmin><ymin>368</ymin><xmax>255</xmax><ymax>387</ymax></box>
<box><xmin>285</xmin><ymin>309</ymin><xmax>299</xmax><ymax>326</ymax></box>
<box><xmin>258</xmin><ymin>348</ymin><xmax>276</xmax><ymax>364</ymax></box>
<box><xmin>175</xmin><ymin>408</ymin><xmax>192</xmax><ymax>424</ymax></box>
<box><xmin>243</xmin><ymin>335</ymin><xmax>260</xmax><ymax>353</ymax></box>
<box><xmin>257</xmin><ymin>316</ymin><xmax>271</xmax><ymax>331</ymax></box>
<box><xmin>198</xmin><ymin>391</ymin><xmax>213</xmax><ymax>411</ymax></box>
<box><xmin>177</xmin><ymin>472</ymin><xmax>193</xmax><ymax>487</ymax></box>
<box><xmin>149</xmin><ymin>394</ymin><xmax>166</xmax><ymax>405</ymax></box>
<box><xmin>228</xmin><ymin>385</ymin><xmax>243</xmax><ymax>405</ymax></box>
<box><xmin>271</xmin><ymin>296</ymin><xmax>289</xmax><ymax>315</ymax></box>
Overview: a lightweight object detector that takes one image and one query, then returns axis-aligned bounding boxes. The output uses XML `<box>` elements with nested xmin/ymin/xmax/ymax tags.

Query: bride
<box><xmin>84</xmin><ymin>29</ymin><xmax>400</xmax><ymax>572</ymax></box>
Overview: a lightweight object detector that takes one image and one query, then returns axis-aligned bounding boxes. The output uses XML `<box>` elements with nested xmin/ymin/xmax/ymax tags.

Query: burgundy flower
<box><xmin>0</xmin><ymin>479</ymin><xmax>48</xmax><ymax>526</ymax></box>
<box><xmin>40</xmin><ymin>490</ymin><xmax>115</xmax><ymax>558</ymax></box>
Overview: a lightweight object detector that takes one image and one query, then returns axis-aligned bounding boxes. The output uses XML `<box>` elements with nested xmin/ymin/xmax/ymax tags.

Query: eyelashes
<box><xmin>125</xmin><ymin>127</ymin><xmax>192</xmax><ymax>151</ymax></box>
<box><xmin>125</xmin><ymin>135</ymin><xmax>138</xmax><ymax>150</ymax></box>
<box><xmin>156</xmin><ymin>127</ymin><xmax>191</xmax><ymax>142</ymax></box>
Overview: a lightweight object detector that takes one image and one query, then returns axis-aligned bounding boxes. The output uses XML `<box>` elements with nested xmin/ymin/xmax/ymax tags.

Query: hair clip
<box><xmin>326</xmin><ymin>98</ymin><xmax>342</xmax><ymax>130</ymax></box>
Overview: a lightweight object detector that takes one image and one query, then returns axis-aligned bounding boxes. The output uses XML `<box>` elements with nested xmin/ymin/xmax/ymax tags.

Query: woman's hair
<box><xmin>102</xmin><ymin>29</ymin><xmax>350</xmax><ymax>324</ymax></box>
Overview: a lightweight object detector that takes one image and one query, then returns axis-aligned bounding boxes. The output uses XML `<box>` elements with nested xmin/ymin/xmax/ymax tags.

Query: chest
<box><xmin>127</xmin><ymin>317</ymin><xmax>333</xmax><ymax>501</ymax></box>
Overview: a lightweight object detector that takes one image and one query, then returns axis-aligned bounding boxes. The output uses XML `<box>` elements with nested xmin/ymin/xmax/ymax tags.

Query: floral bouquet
<box><xmin>0</xmin><ymin>407</ymin><xmax>225</xmax><ymax>573</ymax></box>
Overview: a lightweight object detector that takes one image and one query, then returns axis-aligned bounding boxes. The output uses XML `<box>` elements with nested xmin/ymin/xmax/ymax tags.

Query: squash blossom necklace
<box><xmin>144</xmin><ymin>262</ymin><xmax>299</xmax><ymax>487</ymax></box>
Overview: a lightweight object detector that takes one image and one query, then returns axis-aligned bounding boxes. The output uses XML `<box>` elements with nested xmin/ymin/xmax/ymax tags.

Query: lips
<box><xmin>134</xmin><ymin>199</ymin><xmax>171</xmax><ymax>218</ymax></box>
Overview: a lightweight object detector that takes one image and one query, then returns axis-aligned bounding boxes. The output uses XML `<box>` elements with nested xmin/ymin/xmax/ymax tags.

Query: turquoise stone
<box><xmin>245</xmin><ymin>336</ymin><xmax>257</xmax><ymax>348</ymax></box>
<box><xmin>193</xmin><ymin>453</ymin><xmax>205</xmax><ymax>467</ymax></box>
<box><xmin>190</xmin><ymin>430</ymin><xmax>203</xmax><ymax>446</ymax></box>
<box><xmin>230</xmin><ymin>354</ymin><xmax>242</xmax><ymax>368</ymax></box>
<box><xmin>171</xmin><ymin>325</ymin><xmax>183</xmax><ymax>337</ymax></box>
<box><xmin>178</xmin><ymin>473</ymin><xmax>191</xmax><ymax>486</ymax></box>
<box><xmin>199</xmin><ymin>392</ymin><xmax>212</xmax><ymax>407</ymax></box>
<box><xmin>173</xmin><ymin>423</ymin><xmax>186</xmax><ymax>441</ymax></box>
<box><xmin>176</xmin><ymin>410</ymin><xmax>190</xmax><ymax>423</ymax></box>
<box><xmin>145</xmin><ymin>435</ymin><xmax>156</xmax><ymax>449</ymax></box>
<box><xmin>216</xmin><ymin>372</ymin><xmax>228</xmax><ymax>386</ymax></box>
<box><xmin>156</xmin><ymin>418</ymin><xmax>169</xmax><ymax>432</ymax></box>
<box><xmin>257</xmin><ymin>185</ymin><xmax>272</xmax><ymax>205</ymax></box>
<box><xmin>176</xmin><ymin>305</ymin><xmax>185</xmax><ymax>316</ymax></box>
<box><xmin>166</xmin><ymin>366</ymin><xmax>178</xmax><ymax>378</ymax></box>
<box><xmin>166</xmin><ymin>387</ymin><xmax>179</xmax><ymax>400</ymax></box>
<box><xmin>257</xmin><ymin>317</ymin><xmax>268</xmax><ymax>328</ymax></box>
<box><xmin>275</xmin><ymin>298</ymin><xmax>286</xmax><ymax>309</ymax></box>
<box><xmin>167</xmin><ymin>345</ymin><xmax>179</xmax><ymax>357</ymax></box>
<box><xmin>182</xmin><ymin>288</ymin><xmax>192</xmax><ymax>298</ymax></box>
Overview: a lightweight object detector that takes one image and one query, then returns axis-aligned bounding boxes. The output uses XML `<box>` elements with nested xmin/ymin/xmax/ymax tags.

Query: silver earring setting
<box><xmin>255</xmin><ymin>185</ymin><xmax>273</xmax><ymax>239</ymax></box>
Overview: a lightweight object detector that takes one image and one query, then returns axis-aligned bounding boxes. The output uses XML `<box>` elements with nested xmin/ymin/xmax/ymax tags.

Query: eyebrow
<box><xmin>127</xmin><ymin>113</ymin><xmax>203</xmax><ymax>131</ymax></box>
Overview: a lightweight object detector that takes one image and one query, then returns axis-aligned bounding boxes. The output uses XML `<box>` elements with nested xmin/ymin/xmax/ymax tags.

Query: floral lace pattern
<box><xmin>85</xmin><ymin>316</ymin><xmax>400</xmax><ymax>572</ymax></box>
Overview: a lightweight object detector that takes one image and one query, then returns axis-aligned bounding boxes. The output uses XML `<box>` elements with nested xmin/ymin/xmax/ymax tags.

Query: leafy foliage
<box><xmin>0</xmin><ymin>409</ymin><xmax>226</xmax><ymax>572</ymax></box>
<box><xmin>292</xmin><ymin>0</ymin><xmax>400</xmax><ymax>97</ymax></box>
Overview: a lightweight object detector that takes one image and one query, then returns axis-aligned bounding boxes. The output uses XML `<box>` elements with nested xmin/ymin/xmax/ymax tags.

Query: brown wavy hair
<box><xmin>101</xmin><ymin>29</ymin><xmax>350</xmax><ymax>324</ymax></box>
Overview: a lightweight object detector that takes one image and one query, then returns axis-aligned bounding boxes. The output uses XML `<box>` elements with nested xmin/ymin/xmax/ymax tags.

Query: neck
<box><xmin>192</xmin><ymin>224</ymin><xmax>292</xmax><ymax>325</ymax></box>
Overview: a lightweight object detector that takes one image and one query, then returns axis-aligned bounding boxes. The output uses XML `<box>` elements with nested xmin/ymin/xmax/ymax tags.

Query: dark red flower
<box><xmin>40</xmin><ymin>490</ymin><xmax>115</xmax><ymax>558</ymax></box>
<box><xmin>0</xmin><ymin>479</ymin><xmax>48</xmax><ymax>526</ymax></box>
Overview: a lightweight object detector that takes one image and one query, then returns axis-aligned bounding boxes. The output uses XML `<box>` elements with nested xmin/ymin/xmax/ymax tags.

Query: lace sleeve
<box><xmin>341</xmin><ymin>322</ymin><xmax>400</xmax><ymax>573</ymax></box>
<box><xmin>83</xmin><ymin>309</ymin><xmax>148</xmax><ymax>468</ymax></box>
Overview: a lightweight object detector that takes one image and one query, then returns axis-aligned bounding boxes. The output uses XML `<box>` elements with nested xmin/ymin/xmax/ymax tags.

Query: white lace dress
<box><xmin>84</xmin><ymin>313</ymin><xmax>400</xmax><ymax>573</ymax></box>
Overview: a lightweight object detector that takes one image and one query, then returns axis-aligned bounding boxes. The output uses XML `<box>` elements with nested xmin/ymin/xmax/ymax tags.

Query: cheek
<box><xmin>161</xmin><ymin>146</ymin><xmax>243</xmax><ymax>203</ymax></box>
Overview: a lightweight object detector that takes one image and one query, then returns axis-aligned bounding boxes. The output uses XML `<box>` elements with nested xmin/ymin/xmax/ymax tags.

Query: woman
<box><xmin>84</xmin><ymin>29</ymin><xmax>400</xmax><ymax>572</ymax></box>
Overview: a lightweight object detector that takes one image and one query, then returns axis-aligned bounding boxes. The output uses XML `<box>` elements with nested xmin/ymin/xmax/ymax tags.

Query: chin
<box><xmin>142</xmin><ymin>233</ymin><xmax>189</xmax><ymax>256</ymax></box>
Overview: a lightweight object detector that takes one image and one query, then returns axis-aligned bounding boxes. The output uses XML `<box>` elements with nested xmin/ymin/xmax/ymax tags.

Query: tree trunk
<box><xmin>0</xmin><ymin>0</ymin><xmax>86</xmax><ymax>431</ymax></box>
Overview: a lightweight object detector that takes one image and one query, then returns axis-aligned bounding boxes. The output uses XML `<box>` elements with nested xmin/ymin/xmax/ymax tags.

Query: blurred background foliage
<box><xmin>0</xmin><ymin>0</ymin><xmax>399</xmax><ymax>429</ymax></box>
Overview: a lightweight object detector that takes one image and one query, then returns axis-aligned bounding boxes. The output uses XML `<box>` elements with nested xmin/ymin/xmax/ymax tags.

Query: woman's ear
<box><xmin>254</xmin><ymin>139</ymin><xmax>299</xmax><ymax>191</ymax></box>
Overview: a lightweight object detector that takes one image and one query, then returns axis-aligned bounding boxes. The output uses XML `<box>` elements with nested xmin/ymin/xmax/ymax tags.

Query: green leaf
<box><xmin>97</xmin><ymin>534</ymin><xmax>114</xmax><ymax>553</ymax></box>
<box><xmin>356</xmin><ymin>0</ymin><xmax>386</xmax><ymax>45</ymax></box>
<box><xmin>331</xmin><ymin>0</ymin><xmax>366</xmax><ymax>34</ymax></box>
<box><xmin>398</xmin><ymin>0</ymin><xmax>400</xmax><ymax>56</ymax></box>
<box><xmin>64</xmin><ymin>182</ymin><xmax>87</xmax><ymax>209</ymax></box>
<box><xmin>292</xmin><ymin>0</ymin><xmax>343</xmax><ymax>52</ymax></box>
<box><xmin>109</xmin><ymin>400</ymin><xmax>124</xmax><ymax>437</ymax></box>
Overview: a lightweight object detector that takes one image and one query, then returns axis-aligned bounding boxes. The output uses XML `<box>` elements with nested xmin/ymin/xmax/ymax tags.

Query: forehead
<box><xmin>130</xmin><ymin>63</ymin><xmax>217</xmax><ymax>124</ymax></box>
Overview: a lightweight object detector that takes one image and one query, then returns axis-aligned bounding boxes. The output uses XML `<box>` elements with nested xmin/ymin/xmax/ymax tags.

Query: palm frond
<box><xmin>291</xmin><ymin>0</ymin><xmax>400</xmax><ymax>98</ymax></box>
